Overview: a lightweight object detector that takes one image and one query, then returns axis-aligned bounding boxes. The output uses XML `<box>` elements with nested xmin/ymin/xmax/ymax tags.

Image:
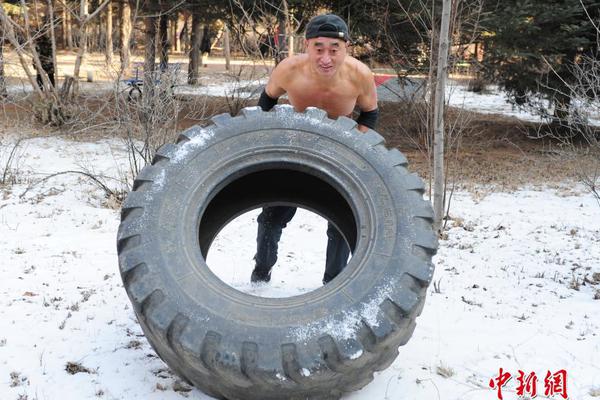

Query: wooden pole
<box><xmin>432</xmin><ymin>0</ymin><xmax>452</xmax><ymax>233</ymax></box>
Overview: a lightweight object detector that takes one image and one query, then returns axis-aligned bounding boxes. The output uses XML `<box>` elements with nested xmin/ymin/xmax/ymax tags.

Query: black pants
<box><xmin>254</xmin><ymin>206</ymin><xmax>350</xmax><ymax>283</ymax></box>
<box><xmin>36</xmin><ymin>70</ymin><xmax>55</xmax><ymax>90</ymax></box>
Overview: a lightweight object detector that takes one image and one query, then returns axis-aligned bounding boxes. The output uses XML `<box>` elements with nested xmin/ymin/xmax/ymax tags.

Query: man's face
<box><xmin>306</xmin><ymin>37</ymin><xmax>348</xmax><ymax>77</ymax></box>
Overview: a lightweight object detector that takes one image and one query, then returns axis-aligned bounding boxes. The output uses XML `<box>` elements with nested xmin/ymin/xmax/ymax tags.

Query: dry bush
<box><xmin>0</xmin><ymin>135</ymin><xmax>25</xmax><ymax>188</ymax></box>
<box><xmin>54</xmin><ymin>66</ymin><xmax>217</xmax><ymax>194</ymax></box>
<box><xmin>528</xmin><ymin>52</ymin><xmax>600</xmax><ymax>206</ymax></box>
<box><xmin>223</xmin><ymin>65</ymin><xmax>266</xmax><ymax>116</ymax></box>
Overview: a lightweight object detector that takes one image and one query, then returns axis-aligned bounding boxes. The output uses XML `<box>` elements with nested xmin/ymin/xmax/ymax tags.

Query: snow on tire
<box><xmin>117</xmin><ymin>105</ymin><xmax>438</xmax><ymax>400</ymax></box>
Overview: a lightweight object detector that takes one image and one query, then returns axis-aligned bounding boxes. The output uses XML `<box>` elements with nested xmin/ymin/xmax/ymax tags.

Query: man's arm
<box><xmin>355</xmin><ymin>67</ymin><xmax>378</xmax><ymax>132</ymax></box>
<box><xmin>258</xmin><ymin>60</ymin><xmax>289</xmax><ymax>111</ymax></box>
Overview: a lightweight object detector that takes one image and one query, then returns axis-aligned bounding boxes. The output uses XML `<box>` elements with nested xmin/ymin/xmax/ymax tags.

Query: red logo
<box><xmin>490</xmin><ymin>369</ymin><xmax>568</xmax><ymax>399</ymax></box>
<box><xmin>544</xmin><ymin>370</ymin><xmax>568</xmax><ymax>399</ymax></box>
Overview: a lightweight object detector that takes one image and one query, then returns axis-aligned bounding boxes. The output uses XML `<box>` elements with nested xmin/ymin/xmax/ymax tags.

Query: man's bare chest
<box><xmin>286</xmin><ymin>81</ymin><xmax>359</xmax><ymax>117</ymax></box>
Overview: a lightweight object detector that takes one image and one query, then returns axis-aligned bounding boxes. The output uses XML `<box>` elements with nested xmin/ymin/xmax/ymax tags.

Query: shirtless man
<box><xmin>251</xmin><ymin>14</ymin><xmax>379</xmax><ymax>284</ymax></box>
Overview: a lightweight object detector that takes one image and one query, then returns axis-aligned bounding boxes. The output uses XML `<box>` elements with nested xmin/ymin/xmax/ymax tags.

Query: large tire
<box><xmin>117</xmin><ymin>105</ymin><xmax>437</xmax><ymax>400</ymax></box>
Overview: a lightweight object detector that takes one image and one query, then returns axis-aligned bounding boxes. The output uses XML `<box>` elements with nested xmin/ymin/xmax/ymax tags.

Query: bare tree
<box><xmin>0</xmin><ymin>4</ymin><xmax>52</xmax><ymax>96</ymax></box>
<box><xmin>143</xmin><ymin>12</ymin><xmax>158</xmax><ymax>101</ymax></box>
<box><xmin>106</xmin><ymin>0</ymin><xmax>113</xmax><ymax>65</ymax></box>
<box><xmin>119</xmin><ymin>0</ymin><xmax>132</xmax><ymax>70</ymax></box>
<box><xmin>159</xmin><ymin>13</ymin><xmax>169</xmax><ymax>71</ymax></box>
<box><xmin>382</xmin><ymin>0</ymin><xmax>485</xmax><ymax>233</ymax></box>
<box><xmin>188</xmin><ymin>10</ymin><xmax>201</xmax><ymax>84</ymax></box>
<box><xmin>0</xmin><ymin>24</ymin><xmax>6</xmax><ymax>97</ymax></box>
<box><xmin>72</xmin><ymin>0</ymin><xmax>111</xmax><ymax>86</ymax></box>
<box><xmin>432</xmin><ymin>0</ymin><xmax>452</xmax><ymax>233</ymax></box>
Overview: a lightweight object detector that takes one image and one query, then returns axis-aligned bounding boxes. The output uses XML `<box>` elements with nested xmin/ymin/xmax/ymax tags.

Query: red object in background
<box><xmin>274</xmin><ymin>26</ymin><xmax>280</xmax><ymax>47</ymax></box>
<box><xmin>373</xmin><ymin>74</ymin><xmax>394</xmax><ymax>87</ymax></box>
<box><xmin>544</xmin><ymin>370</ymin><xmax>568</xmax><ymax>399</ymax></box>
<box><xmin>516</xmin><ymin>370</ymin><xmax>538</xmax><ymax>398</ymax></box>
<box><xmin>489</xmin><ymin>368</ymin><xmax>513</xmax><ymax>400</ymax></box>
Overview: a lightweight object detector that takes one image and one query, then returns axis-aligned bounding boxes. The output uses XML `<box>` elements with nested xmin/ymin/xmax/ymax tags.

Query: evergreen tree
<box><xmin>481</xmin><ymin>0</ymin><xmax>600</xmax><ymax>119</ymax></box>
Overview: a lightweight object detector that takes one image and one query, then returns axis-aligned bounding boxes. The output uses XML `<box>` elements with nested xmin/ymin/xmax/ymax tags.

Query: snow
<box><xmin>174</xmin><ymin>78</ymin><xmax>266</xmax><ymax>99</ymax></box>
<box><xmin>446</xmin><ymin>82</ymin><xmax>600</xmax><ymax>126</ymax></box>
<box><xmin>1</xmin><ymin>135</ymin><xmax>600</xmax><ymax>400</ymax></box>
<box><xmin>172</xmin><ymin>127</ymin><xmax>215</xmax><ymax>164</ymax></box>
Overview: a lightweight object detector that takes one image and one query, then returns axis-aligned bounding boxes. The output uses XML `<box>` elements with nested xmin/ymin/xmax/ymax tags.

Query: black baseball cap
<box><xmin>305</xmin><ymin>14</ymin><xmax>350</xmax><ymax>42</ymax></box>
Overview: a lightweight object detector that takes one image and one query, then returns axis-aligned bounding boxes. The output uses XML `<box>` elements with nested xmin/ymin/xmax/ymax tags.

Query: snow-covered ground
<box><xmin>1</xmin><ymin>135</ymin><xmax>599</xmax><ymax>400</ymax></box>
<box><xmin>445</xmin><ymin>82</ymin><xmax>600</xmax><ymax>127</ymax></box>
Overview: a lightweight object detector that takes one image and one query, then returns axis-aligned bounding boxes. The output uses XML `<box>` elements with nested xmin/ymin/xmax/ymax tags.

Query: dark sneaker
<box><xmin>251</xmin><ymin>269</ymin><xmax>271</xmax><ymax>283</ymax></box>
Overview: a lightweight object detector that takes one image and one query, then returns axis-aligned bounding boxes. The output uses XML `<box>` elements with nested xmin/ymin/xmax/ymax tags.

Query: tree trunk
<box><xmin>66</xmin><ymin>6</ymin><xmax>74</xmax><ymax>50</ymax></box>
<box><xmin>73</xmin><ymin>0</ymin><xmax>89</xmax><ymax>80</ymax></box>
<box><xmin>172</xmin><ymin>12</ymin><xmax>179</xmax><ymax>53</ymax></box>
<box><xmin>188</xmin><ymin>11</ymin><xmax>201</xmax><ymax>85</ymax></box>
<box><xmin>119</xmin><ymin>0</ymin><xmax>131</xmax><ymax>71</ymax></box>
<box><xmin>224</xmin><ymin>24</ymin><xmax>230</xmax><ymax>71</ymax></box>
<box><xmin>47</xmin><ymin>0</ymin><xmax>58</xmax><ymax>88</ymax></box>
<box><xmin>0</xmin><ymin>25</ymin><xmax>6</xmax><ymax>97</ymax></box>
<box><xmin>105</xmin><ymin>0</ymin><xmax>113</xmax><ymax>65</ymax></box>
<box><xmin>72</xmin><ymin>0</ymin><xmax>110</xmax><ymax>85</ymax></box>
<box><xmin>432</xmin><ymin>0</ymin><xmax>452</xmax><ymax>233</ymax></box>
<box><xmin>61</xmin><ymin>3</ymin><xmax>68</xmax><ymax>49</ymax></box>
<box><xmin>0</xmin><ymin>6</ymin><xmax>45</xmax><ymax>97</ymax></box>
<box><xmin>184</xmin><ymin>15</ymin><xmax>191</xmax><ymax>53</ymax></box>
<box><xmin>159</xmin><ymin>13</ymin><xmax>169</xmax><ymax>72</ymax></box>
<box><xmin>425</xmin><ymin>1</ymin><xmax>439</xmax><ymax>199</ymax></box>
<box><xmin>143</xmin><ymin>14</ymin><xmax>157</xmax><ymax>100</ymax></box>
<box><xmin>276</xmin><ymin>1</ymin><xmax>287</xmax><ymax>64</ymax></box>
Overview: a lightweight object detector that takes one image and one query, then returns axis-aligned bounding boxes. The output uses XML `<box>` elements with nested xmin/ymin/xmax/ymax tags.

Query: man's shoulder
<box><xmin>276</xmin><ymin>54</ymin><xmax>308</xmax><ymax>73</ymax></box>
<box><xmin>267</xmin><ymin>55</ymin><xmax>308</xmax><ymax>95</ymax></box>
<box><xmin>344</xmin><ymin>56</ymin><xmax>374</xmax><ymax>81</ymax></box>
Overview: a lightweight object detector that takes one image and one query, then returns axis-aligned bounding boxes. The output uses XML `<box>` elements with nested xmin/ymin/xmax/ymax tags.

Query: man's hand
<box><xmin>357</xmin><ymin>124</ymin><xmax>369</xmax><ymax>133</ymax></box>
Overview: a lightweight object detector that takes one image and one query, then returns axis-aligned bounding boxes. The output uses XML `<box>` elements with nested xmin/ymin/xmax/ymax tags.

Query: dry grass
<box><xmin>65</xmin><ymin>361</ymin><xmax>93</xmax><ymax>375</ymax></box>
<box><xmin>436</xmin><ymin>363</ymin><xmax>455</xmax><ymax>378</ymax></box>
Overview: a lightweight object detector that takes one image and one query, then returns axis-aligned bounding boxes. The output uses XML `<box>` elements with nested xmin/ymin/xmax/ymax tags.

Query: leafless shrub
<box><xmin>65</xmin><ymin>361</ymin><xmax>94</xmax><ymax>375</ymax></box>
<box><xmin>466</xmin><ymin>74</ymin><xmax>487</xmax><ymax>93</ymax></box>
<box><xmin>224</xmin><ymin>65</ymin><xmax>265</xmax><ymax>116</ymax></box>
<box><xmin>391</xmin><ymin>89</ymin><xmax>480</xmax><ymax>231</ymax></box>
<box><xmin>532</xmin><ymin>52</ymin><xmax>600</xmax><ymax>207</ymax></box>
<box><xmin>0</xmin><ymin>136</ymin><xmax>25</xmax><ymax>187</ymax></box>
<box><xmin>433</xmin><ymin>278</ymin><xmax>442</xmax><ymax>294</ymax></box>
<box><xmin>570</xmin><ymin>273</ymin><xmax>581</xmax><ymax>291</ymax></box>
<box><xmin>10</xmin><ymin>371</ymin><xmax>26</xmax><ymax>387</ymax></box>
<box><xmin>436</xmin><ymin>363</ymin><xmax>455</xmax><ymax>378</ymax></box>
<box><xmin>527</xmin><ymin>2</ymin><xmax>600</xmax><ymax>206</ymax></box>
